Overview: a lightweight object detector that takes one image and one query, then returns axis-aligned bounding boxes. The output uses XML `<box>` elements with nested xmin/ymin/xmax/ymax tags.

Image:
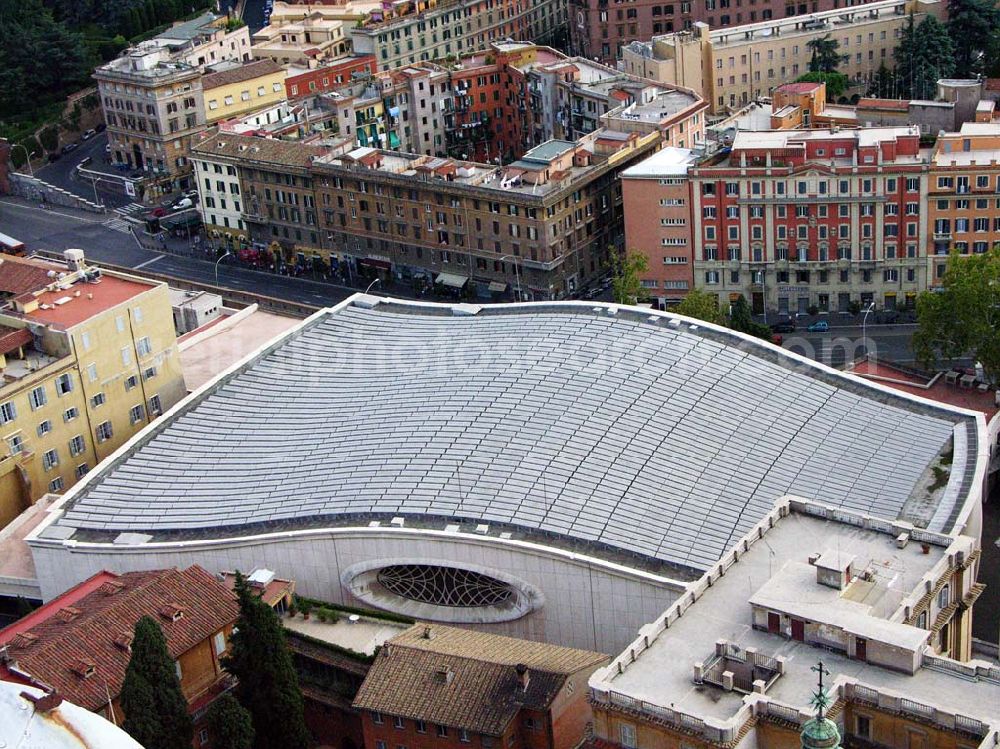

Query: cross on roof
<box><xmin>810</xmin><ymin>661</ymin><xmax>831</xmax><ymax>719</ymax></box>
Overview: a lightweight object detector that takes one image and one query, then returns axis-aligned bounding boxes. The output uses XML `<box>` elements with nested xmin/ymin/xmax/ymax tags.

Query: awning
<box><xmin>488</xmin><ymin>281</ymin><xmax>507</xmax><ymax>292</ymax></box>
<box><xmin>436</xmin><ymin>272</ymin><xmax>468</xmax><ymax>289</ymax></box>
<box><xmin>359</xmin><ymin>257</ymin><xmax>391</xmax><ymax>270</ymax></box>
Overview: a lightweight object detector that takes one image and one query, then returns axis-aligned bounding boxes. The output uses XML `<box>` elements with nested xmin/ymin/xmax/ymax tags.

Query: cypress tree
<box><xmin>120</xmin><ymin>615</ymin><xmax>194</xmax><ymax>749</ymax></box>
<box><xmin>222</xmin><ymin>572</ymin><xmax>311</xmax><ymax>749</ymax></box>
<box><xmin>206</xmin><ymin>694</ymin><xmax>254</xmax><ymax>749</ymax></box>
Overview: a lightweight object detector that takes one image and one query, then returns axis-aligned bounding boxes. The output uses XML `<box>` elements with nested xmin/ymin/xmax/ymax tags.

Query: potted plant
<box><xmin>317</xmin><ymin>608</ymin><xmax>329</xmax><ymax>624</ymax></box>
<box><xmin>300</xmin><ymin>600</ymin><xmax>313</xmax><ymax>620</ymax></box>
<box><xmin>287</xmin><ymin>602</ymin><xmax>298</xmax><ymax>618</ymax></box>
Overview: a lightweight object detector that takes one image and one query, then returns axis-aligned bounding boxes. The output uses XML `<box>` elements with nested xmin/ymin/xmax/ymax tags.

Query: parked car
<box><xmin>60</xmin><ymin>142</ymin><xmax>78</xmax><ymax>154</ymax></box>
<box><xmin>105</xmin><ymin>143</ymin><xmax>112</xmax><ymax>154</ymax></box>
<box><xmin>181</xmin><ymin>189</ymin><xmax>198</xmax><ymax>201</ymax></box>
<box><xmin>807</xmin><ymin>320</ymin><xmax>830</xmax><ymax>333</ymax></box>
<box><xmin>82</xmin><ymin>129</ymin><xmax>97</xmax><ymax>140</ymax></box>
<box><xmin>171</xmin><ymin>196</ymin><xmax>194</xmax><ymax>211</ymax></box>
<box><xmin>771</xmin><ymin>332</ymin><xmax>783</xmax><ymax>346</ymax></box>
<box><xmin>149</xmin><ymin>207</ymin><xmax>168</xmax><ymax>218</ymax></box>
<box><xmin>771</xmin><ymin>319</ymin><xmax>796</xmax><ymax>333</ymax></box>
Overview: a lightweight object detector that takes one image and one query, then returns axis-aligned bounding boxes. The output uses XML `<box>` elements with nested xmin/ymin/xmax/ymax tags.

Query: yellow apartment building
<box><xmin>621</xmin><ymin>0</ymin><xmax>943</xmax><ymax>115</ymax></box>
<box><xmin>202</xmin><ymin>59</ymin><xmax>288</xmax><ymax>125</ymax></box>
<box><xmin>927</xmin><ymin>122</ymin><xmax>1000</xmax><ymax>286</ymax></box>
<box><xmin>0</xmin><ymin>251</ymin><xmax>185</xmax><ymax>525</ymax></box>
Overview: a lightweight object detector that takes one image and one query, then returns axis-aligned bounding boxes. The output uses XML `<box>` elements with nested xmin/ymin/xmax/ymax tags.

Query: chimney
<box><xmin>515</xmin><ymin>663</ymin><xmax>530</xmax><ymax>691</ymax></box>
<box><xmin>423</xmin><ymin>625</ymin><xmax>434</xmax><ymax>640</ymax></box>
<box><xmin>436</xmin><ymin>667</ymin><xmax>455</xmax><ymax>685</ymax></box>
<box><xmin>21</xmin><ymin>690</ymin><xmax>63</xmax><ymax>713</ymax></box>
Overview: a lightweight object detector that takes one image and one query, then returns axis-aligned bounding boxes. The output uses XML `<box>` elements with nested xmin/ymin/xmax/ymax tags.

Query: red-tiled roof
<box><xmin>857</xmin><ymin>98</ymin><xmax>910</xmax><ymax>111</ymax></box>
<box><xmin>0</xmin><ymin>255</ymin><xmax>58</xmax><ymax>297</ymax></box>
<box><xmin>0</xmin><ymin>326</ymin><xmax>32</xmax><ymax>355</ymax></box>
<box><xmin>852</xmin><ymin>360</ymin><xmax>999</xmax><ymax>421</ymax></box>
<box><xmin>0</xmin><ymin>567</ymin><xmax>239</xmax><ymax>711</ymax></box>
<box><xmin>775</xmin><ymin>81</ymin><xmax>822</xmax><ymax>94</ymax></box>
<box><xmin>21</xmin><ymin>274</ymin><xmax>154</xmax><ymax>329</ymax></box>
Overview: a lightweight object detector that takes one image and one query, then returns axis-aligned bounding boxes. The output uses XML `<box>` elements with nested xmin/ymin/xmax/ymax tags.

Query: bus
<box><xmin>0</xmin><ymin>232</ymin><xmax>26</xmax><ymax>256</ymax></box>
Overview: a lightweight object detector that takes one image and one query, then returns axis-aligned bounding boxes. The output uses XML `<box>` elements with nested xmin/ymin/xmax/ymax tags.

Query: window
<box><xmin>49</xmin><ymin>477</ymin><xmax>64</xmax><ymax>493</ymax></box>
<box><xmin>148</xmin><ymin>395</ymin><xmax>163</xmax><ymax>416</ymax></box>
<box><xmin>437</xmin><ymin>725</ymin><xmax>449</xmax><ymax>738</ymax></box>
<box><xmin>80</xmin><ymin>331</ymin><xmax>91</xmax><ymax>351</ymax></box>
<box><xmin>213</xmin><ymin>631</ymin><xmax>226</xmax><ymax>656</ymax></box>
<box><xmin>175</xmin><ymin>660</ymin><xmax>182</xmax><ymax>681</ymax></box>
<box><xmin>7</xmin><ymin>433</ymin><xmax>24</xmax><ymax>455</ymax></box>
<box><xmin>144</xmin><ymin>366</ymin><xmax>157</xmax><ymax>380</ymax></box>
<box><xmin>938</xmin><ymin>584</ymin><xmax>950</xmax><ymax>609</ymax></box>
<box><xmin>0</xmin><ymin>401</ymin><xmax>16</xmax><ymax>426</ymax></box>
<box><xmin>136</xmin><ymin>336</ymin><xmax>152</xmax><ymax>357</ymax></box>
<box><xmin>75</xmin><ymin>463</ymin><xmax>89</xmax><ymax>479</ymax></box>
<box><xmin>459</xmin><ymin>729</ymin><xmax>470</xmax><ymax>743</ymax></box>
<box><xmin>64</xmin><ymin>407</ymin><xmax>79</xmax><ymax>422</ymax></box>
<box><xmin>199</xmin><ymin>729</ymin><xmax>209</xmax><ymax>747</ymax></box>
<box><xmin>125</xmin><ymin>375</ymin><xmax>138</xmax><ymax>391</ymax></box>
<box><xmin>56</xmin><ymin>373</ymin><xmax>73</xmax><ymax>396</ymax></box>
<box><xmin>42</xmin><ymin>449</ymin><xmax>59</xmax><ymax>471</ymax></box>
<box><xmin>115</xmin><ymin>315</ymin><xmax>126</xmax><ymax>333</ymax></box>
<box><xmin>91</xmin><ymin>392</ymin><xmax>106</xmax><ymax>408</ymax></box>
<box><xmin>37</xmin><ymin>420</ymin><xmax>51</xmax><ymax>437</ymax></box>
<box><xmin>376</xmin><ymin>743</ymin><xmax>387</xmax><ymax>749</ymax></box>
<box><xmin>96</xmin><ymin>421</ymin><xmax>113</xmax><ymax>443</ymax></box>
<box><xmin>416</xmin><ymin>721</ymin><xmax>427</xmax><ymax>734</ymax></box>
<box><xmin>620</xmin><ymin>723</ymin><xmax>637</xmax><ymax>749</ymax></box>
<box><xmin>133</xmin><ymin>307</ymin><xmax>143</xmax><ymax>323</ymax></box>
<box><xmin>86</xmin><ymin>363</ymin><xmax>98</xmax><ymax>382</ymax></box>
<box><xmin>394</xmin><ymin>716</ymin><xmax>405</xmax><ymax>729</ymax></box>
<box><xmin>129</xmin><ymin>404</ymin><xmax>145</xmax><ymax>425</ymax></box>
<box><xmin>373</xmin><ymin>712</ymin><xmax>384</xmax><ymax>726</ymax></box>
<box><xmin>856</xmin><ymin>715</ymin><xmax>872</xmax><ymax>740</ymax></box>
<box><xmin>705</xmin><ymin>271</ymin><xmax>721</xmax><ymax>285</ymax></box>
<box><xmin>29</xmin><ymin>386</ymin><xmax>47</xmax><ymax>410</ymax></box>
<box><xmin>121</xmin><ymin>346</ymin><xmax>132</xmax><ymax>366</ymax></box>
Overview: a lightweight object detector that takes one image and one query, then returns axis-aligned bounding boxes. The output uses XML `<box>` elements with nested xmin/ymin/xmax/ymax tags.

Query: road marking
<box><xmin>0</xmin><ymin>199</ymin><xmax>104</xmax><ymax>223</ymax></box>
<box><xmin>134</xmin><ymin>255</ymin><xmax>165</xmax><ymax>270</ymax></box>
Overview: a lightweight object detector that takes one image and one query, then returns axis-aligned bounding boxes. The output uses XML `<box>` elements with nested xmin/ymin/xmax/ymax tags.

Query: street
<box><xmin>783</xmin><ymin>323</ymin><xmax>919</xmax><ymax>368</ymax></box>
<box><xmin>32</xmin><ymin>132</ymin><xmax>131</xmax><ymax>209</ymax></box>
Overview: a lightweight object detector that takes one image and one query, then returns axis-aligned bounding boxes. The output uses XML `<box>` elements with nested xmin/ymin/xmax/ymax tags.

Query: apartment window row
<box><xmin>374</xmin><ymin>714</ymin><xmax>470</xmax><ymax>743</ymax></box>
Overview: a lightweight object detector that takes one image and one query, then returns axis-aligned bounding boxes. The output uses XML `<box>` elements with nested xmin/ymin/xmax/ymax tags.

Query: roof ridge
<box><xmin>391</xmin><ymin>642</ymin><xmax>566</xmax><ymax>674</ymax></box>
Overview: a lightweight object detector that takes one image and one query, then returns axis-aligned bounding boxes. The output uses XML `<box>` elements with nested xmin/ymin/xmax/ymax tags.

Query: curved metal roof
<box><xmin>58</xmin><ymin>300</ymin><xmax>974</xmax><ymax>572</ymax></box>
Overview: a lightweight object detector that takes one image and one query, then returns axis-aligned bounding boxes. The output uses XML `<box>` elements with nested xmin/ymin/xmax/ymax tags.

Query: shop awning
<box><xmin>436</xmin><ymin>272</ymin><xmax>469</xmax><ymax>288</ymax></box>
<box><xmin>488</xmin><ymin>280</ymin><xmax>507</xmax><ymax>292</ymax></box>
<box><xmin>359</xmin><ymin>257</ymin><xmax>391</xmax><ymax>270</ymax></box>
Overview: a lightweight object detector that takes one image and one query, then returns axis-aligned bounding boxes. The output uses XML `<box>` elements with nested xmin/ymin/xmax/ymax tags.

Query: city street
<box><xmin>31</xmin><ymin>132</ymin><xmax>131</xmax><ymax>209</ymax></box>
<box><xmin>783</xmin><ymin>323</ymin><xmax>919</xmax><ymax>368</ymax></box>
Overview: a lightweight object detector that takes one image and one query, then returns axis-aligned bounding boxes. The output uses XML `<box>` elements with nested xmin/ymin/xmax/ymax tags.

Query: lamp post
<box><xmin>861</xmin><ymin>300</ymin><xmax>876</xmax><ymax>359</ymax></box>
<box><xmin>500</xmin><ymin>254</ymin><xmax>522</xmax><ymax>302</ymax></box>
<box><xmin>215</xmin><ymin>251</ymin><xmax>233</xmax><ymax>287</ymax></box>
<box><xmin>11</xmin><ymin>145</ymin><xmax>36</xmax><ymax>178</ymax></box>
<box><xmin>365</xmin><ymin>278</ymin><xmax>380</xmax><ymax>294</ymax></box>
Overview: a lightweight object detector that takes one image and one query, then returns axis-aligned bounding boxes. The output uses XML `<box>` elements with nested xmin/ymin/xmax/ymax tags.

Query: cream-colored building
<box><xmin>0</xmin><ymin>252</ymin><xmax>185</xmax><ymax>526</ymax></box>
<box><xmin>622</xmin><ymin>0</ymin><xmax>943</xmax><ymax>115</ymax></box>
<box><xmin>202</xmin><ymin>59</ymin><xmax>287</xmax><ymax>125</ymax></box>
<box><xmin>251</xmin><ymin>1</ymin><xmax>378</xmax><ymax>65</ymax></box>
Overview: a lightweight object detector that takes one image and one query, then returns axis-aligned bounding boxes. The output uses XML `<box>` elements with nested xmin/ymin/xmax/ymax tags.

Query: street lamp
<box><xmin>500</xmin><ymin>254</ymin><xmax>522</xmax><ymax>302</ymax></box>
<box><xmin>11</xmin><ymin>145</ymin><xmax>36</xmax><ymax>178</ymax></box>
<box><xmin>861</xmin><ymin>301</ymin><xmax>876</xmax><ymax>359</ymax></box>
<box><xmin>89</xmin><ymin>175</ymin><xmax>113</xmax><ymax>212</ymax></box>
<box><xmin>365</xmin><ymin>278</ymin><xmax>380</xmax><ymax>295</ymax></box>
<box><xmin>215</xmin><ymin>251</ymin><xmax>233</xmax><ymax>287</ymax></box>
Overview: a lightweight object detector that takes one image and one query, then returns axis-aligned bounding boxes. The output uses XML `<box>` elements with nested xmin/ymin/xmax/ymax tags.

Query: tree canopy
<box><xmin>806</xmin><ymin>35</ymin><xmax>846</xmax><ymax>73</ymax></box>
<box><xmin>795</xmin><ymin>71</ymin><xmax>849</xmax><ymax>99</ymax></box>
<box><xmin>913</xmin><ymin>247</ymin><xmax>1000</xmax><ymax>381</ymax></box>
<box><xmin>946</xmin><ymin>0</ymin><xmax>1000</xmax><ymax>77</ymax></box>
<box><xmin>611</xmin><ymin>249</ymin><xmax>650</xmax><ymax>305</ymax></box>
<box><xmin>223</xmin><ymin>572</ymin><xmax>311</xmax><ymax>749</ymax></box>
<box><xmin>120</xmin><ymin>616</ymin><xmax>193</xmax><ymax>749</ymax></box>
<box><xmin>675</xmin><ymin>289</ymin><xmax>726</xmax><ymax>325</ymax></box>
<box><xmin>894</xmin><ymin>13</ymin><xmax>955</xmax><ymax>100</ymax></box>
<box><xmin>206</xmin><ymin>694</ymin><xmax>254</xmax><ymax>749</ymax></box>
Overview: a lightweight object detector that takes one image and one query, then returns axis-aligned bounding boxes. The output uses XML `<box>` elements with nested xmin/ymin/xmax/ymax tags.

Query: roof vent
<box><xmin>475</xmin><ymin>524</ymin><xmax>489</xmax><ymax>535</ymax></box>
<box><xmin>55</xmin><ymin>606</ymin><xmax>82</xmax><ymax>623</ymax></box>
<box><xmin>12</xmin><ymin>632</ymin><xmax>38</xmax><ymax>649</ymax></box>
<box><xmin>390</xmin><ymin>517</ymin><xmax>405</xmax><ymax>528</ymax></box>
<box><xmin>159</xmin><ymin>604</ymin><xmax>185</xmax><ymax>622</ymax></box>
<box><xmin>98</xmin><ymin>580</ymin><xmax>125</xmax><ymax>596</ymax></box>
<box><xmin>435</xmin><ymin>667</ymin><xmax>455</xmax><ymax>684</ymax></box>
<box><xmin>71</xmin><ymin>660</ymin><xmax>97</xmax><ymax>679</ymax></box>
<box><xmin>114</xmin><ymin>631</ymin><xmax>134</xmax><ymax>653</ymax></box>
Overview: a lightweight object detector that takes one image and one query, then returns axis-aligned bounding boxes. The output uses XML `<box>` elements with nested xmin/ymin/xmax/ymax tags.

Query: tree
<box><xmin>610</xmin><ymin>248</ymin><xmax>649</xmax><ymax>305</ymax></box>
<box><xmin>120</xmin><ymin>616</ymin><xmax>193</xmax><ymax>749</ymax></box>
<box><xmin>867</xmin><ymin>63</ymin><xmax>897</xmax><ymax>99</ymax></box>
<box><xmin>223</xmin><ymin>572</ymin><xmax>310</xmax><ymax>749</ymax></box>
<box><xmin>795</xmin><ymin>71</ymin><xmax>849</xmax><ymax>99</ymax></box>
<box><xmin>947</xmin><ymin>0</ymin><xmax>1000</xmax><ymax>77</ymax></box>
<box><xmin>728</xmin><ymin>295</ymin><xmax>772</xmax><ymax>341</ymax></box>
<box><xmin>806</xmin><ymin>35</ymin><xmax>846</xmax><ymax>73</ymax></box>
<box><xmin>206</xmin><ymin>694</ymin><xmax>254</xmax><ymax>749</ymax></box>
<box><xmin>675</xmin><ymin>288</ymin><xmax>726</xmax><ymax>325</ymax></box>
<box><xmin>913</xmin><ymin>247</ymin><xmax>1000</xmax><ymax>381</ymax></box>
<box><xmin>894</xmin><ymin>14</ymin><xmax>954</xmax><ymax>100</ymax></box>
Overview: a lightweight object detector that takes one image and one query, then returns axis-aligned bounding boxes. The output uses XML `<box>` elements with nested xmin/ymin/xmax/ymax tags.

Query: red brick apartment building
<box><xmin>286</xmin><ymin>56</ymin><xmax>379</xmax><ymax>99</ymax></box>
<box><xmin>568</xmin><ymin>0</ymin><xmax>880</xmax><ymax>63</ymax></box>
<box><xmin>0</xmin><ymin>566</ymin><xmax>239</xmax><ymax>748</ymax></box>
<box><xmin>354</xmin><ymin>624</ymin><xmax>609</xmax><ymax>749</ymax></box>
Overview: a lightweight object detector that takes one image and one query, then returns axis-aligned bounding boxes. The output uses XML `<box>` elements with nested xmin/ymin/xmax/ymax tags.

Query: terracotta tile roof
<box><xmin>202</xmin><ymin>59</ymin><xmax>284</xmax><ymax>90</ymax></box>
<box><xmin>857</xmin><ymin>98</ymin><xmax>910</xmax><ymax>112</ymax></box>
<box><xmin>0</xmin><ymin>326</ymin><xmax>32</xmax><ymax>355</ymax></box>
<box><xmin>775</xmin><ymin>81</ymin><xmax>822</xmax><ymax>94</ymax></box>
<box><xmin>0</xmin><ymin>567</ymin><xmax>238</xmax><ymax>711</ymax></box>
<box><xmin>352</xmin><ymin>625</ymin><xmax>607</xmax><ymax>736</ymax></box>
<box><xmin>191</xmin><ymin>128</ymin><xmax>329</xmax><ymax>169</ymax></box>
<box><xmin>0</xmin><ymin>255</ymin><xmax>59</xmax><ymax>298</ymax></box>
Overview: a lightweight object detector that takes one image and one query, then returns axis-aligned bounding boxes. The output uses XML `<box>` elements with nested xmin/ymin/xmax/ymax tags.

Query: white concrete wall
<box><xmin>30</xmin><ymin>528</ymin><xmax>684</xmax><ymax>654</ymax></box>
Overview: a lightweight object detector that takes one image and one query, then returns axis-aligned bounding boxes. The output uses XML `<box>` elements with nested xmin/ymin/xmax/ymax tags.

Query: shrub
<box><xmin>39</xmin><ymin>126</ymin><xmax>59</xmax><ymax>152</ymax></box>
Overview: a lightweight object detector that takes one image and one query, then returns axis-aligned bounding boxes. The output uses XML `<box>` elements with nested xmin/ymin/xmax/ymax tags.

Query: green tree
<box><xmin>867</xmin><ymin>63</ymin><xmax>897</xmax><ymax>99</ymax></box>
<box><xmin>894</xmin><ymin>14</ymin><xmax>954</xmax><ymax>100</ymax></box>
<box><xmin>947</xmin><ymin>0</ymin><xmax>1000</xmax><ymax>77</ymax></box>
<box><xmin>806</xmin><ymin>34</ymin><xmax>846</xmax><ymax>73</ymax></box>
<box><xmin>675</xmin><ymin>288</ymin><xmax>726</xmax><ymax>325</ymax></box>
<box><xmin>223</xmin><ymin>572</ymin><xmax>310</xmax><ymax>749</ymax></box>
<box><xmin>727</xmin><ymin>295</ymin><xmax>772</xmax><ymax>341</ymax></box>
<box><xmin>794</xmin><ymin>71</ymin><xmax>849</xmax><ymax>99</ymax></box>
<box><xmin>610</xmin><ymin>248</ymin><xmax>650</xmax><ymax>305</ymax></box>
<box><xmin>206</xmin><ymin>694</ymin><xmax>254</xmax><ymax>749</ymax></box>
<box><xmin>913</xmin><ymin>247</ymin><xmax>1000</xmax><ymax>381</ymax></box>
<box><xmin>120</xmin><ymin>616</ymin><xmax>193</xmax><ymax>749</ymax></box>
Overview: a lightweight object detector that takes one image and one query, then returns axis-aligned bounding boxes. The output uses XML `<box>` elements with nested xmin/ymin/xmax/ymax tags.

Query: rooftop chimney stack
<box><xmin>515</xmin><ymin>663</ymin><xmax>530</xmax><ymax>691</ymax></box>
<box><xmin>63</xmin><ymin>249</ymin><xmax>86</xmax><ymax>273</ymax></box>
